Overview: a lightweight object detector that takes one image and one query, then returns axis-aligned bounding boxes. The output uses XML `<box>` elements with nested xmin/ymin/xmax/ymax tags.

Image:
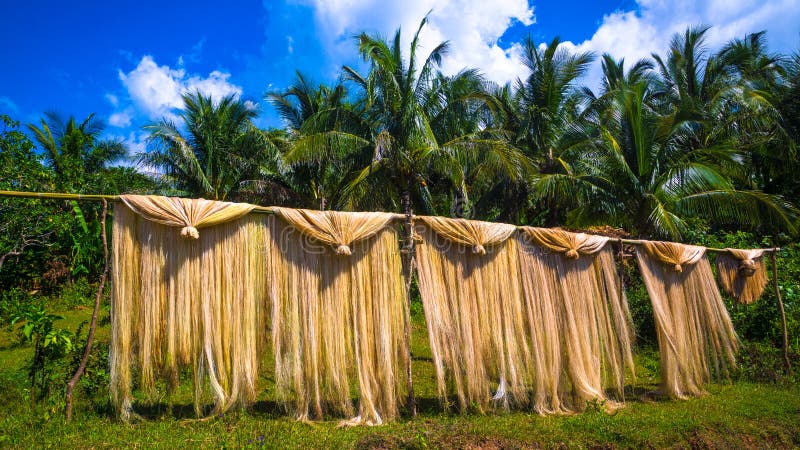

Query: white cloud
<box><xmin>302</xmin><ymin>0</ymin><xmax>534</xmax><ymax>84</ymax></box>
<box><xmin>117</xmin><ymin>55</ymin><xmax>243</xmax><ymax>121</ymax></box>
<box><xmin>108</xmin><ymin>110</ymin><xmax>132</xmax><ymax>127</ymax></box>
<box><xmin>299</xmin><ymin>0</ymin><xmax>799</xmax><ymax>90</ymax></box>
<box><xmin>104</xmin><ymin>93</ymin><xmax>119</xmax><ymax>108</ymax></box>
<box><xmin>562</xmin><ymin>0</ymin><xmax>800</xmax><ymax>90</ymax></box>
<box><xmin>185</xmin><ymin>71</ymin><xmax>242</xmax><ymax>103</ymax></box>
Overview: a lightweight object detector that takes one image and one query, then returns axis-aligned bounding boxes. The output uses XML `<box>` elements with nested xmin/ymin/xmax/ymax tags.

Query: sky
<box><xmin>1</xmin><ymin>0</ymin><xmax>798</xmax><ymax>160</ymax></box>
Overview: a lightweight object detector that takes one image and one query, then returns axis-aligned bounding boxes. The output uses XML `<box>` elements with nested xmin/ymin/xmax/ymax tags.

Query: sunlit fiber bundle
<box><xmin>110</xmin><ymin>195</ymin><xmax>267</xmax><ymax>421</ymax></box>
<box><xmin>517</xmin><ymin>228</ymin><xmax>634</xmax><ymax>413</ymax></box>
<box><xmin>716</xmin><ymin>249</ymin><xmax>768</xmax><ymax>305</ymax></box>
<box><xmin>268</xmin><ymin>208</ymin><xmax>407</xmax><ymax>425</ymax></box>
<box><xmin>636</xmin><ymin>242</ymin><xmax>738</xmax><ymax>399</ymax></box>
<box><xmin>414</xmin><ymin>217</ymin><xmax>530</xmax><ymax>412</ymax></box>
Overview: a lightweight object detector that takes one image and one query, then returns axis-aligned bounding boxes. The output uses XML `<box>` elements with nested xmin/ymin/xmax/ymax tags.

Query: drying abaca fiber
<box><xmin>268</xmin><ymin>208</ymin><xmax>407</xmax><ymax>425</ymax></box>
<box><xmin>517</xmin><ymin>228</ymin><xmax>634</xmax><ymax>414</ymax></box>
<box><xmin>636</xmin><ymin>242</ymin><xmax>738</xmax><ymax>399</ymax></box>
<box><xmin>110</xmin><ymin>195</ymin><xmax>267</xmax><ymax>421</ymax></box>
<box><xmin>716</xmin><ymin>249</ymin><xmax>768</xmax><ymax>305</ymax></box>
<box><xmin>414</xmin><ymin>217</ymin><xmax>530</xmax><ymax>412</ymax></box>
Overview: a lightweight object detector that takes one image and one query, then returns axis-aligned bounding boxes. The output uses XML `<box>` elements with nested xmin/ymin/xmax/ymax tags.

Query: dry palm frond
<box><xmin>716</xmin><ymin>249</ymin><xmax>768</xmax><ymax>305</ymax></box>
<box><xmin>110</xmin><ymin>199</ymin><xmax>268</xmax><ymax>421</ymax></box>
<box><xmin>415</xmin><ymin>216</ymin><xmax>529</xmax><ymax>412</ymax></box>
<box><xmin>269</xmin><ymin>209</ymin><xmax>407</xmax><ymax>425</ymax></box>
<box><xmin>518</xmin><ymin>227</ymin><xmax>634</xmax><ymax>413</ymax></box>
<box><xmin>637</xmin><ymin>241</ymin><xmax>738</xmax><ymax>399</ymax></box>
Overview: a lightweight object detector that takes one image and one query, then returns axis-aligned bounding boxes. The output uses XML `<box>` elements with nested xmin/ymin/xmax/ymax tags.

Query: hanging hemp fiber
<box><xmin>636</xmin><ymin>242</ymin><xmax>738</xmax><ymax>399</ymax></box>
<box><xmin>517</xmin><ymin>228</ymin><xmax>635</xmax><ymax>414</ymax></box>
<box><xmin>414</xmin><ymin>217</ymin><xmax>530</xmax><ymax>412</ymax></box>
<box><xmin>268</xmin><ymin>208</ymin><xmax>408</xmax><ymax>425</ymax></box>
<box><xmin>110</xmin><ymin>196</ymin><xmax>267</xmax><ymax>421</ymax></box>
<box><xmin>716</xmin><ymin>249</ymin><xmax>768</xmax><ymax>305</ymax></box>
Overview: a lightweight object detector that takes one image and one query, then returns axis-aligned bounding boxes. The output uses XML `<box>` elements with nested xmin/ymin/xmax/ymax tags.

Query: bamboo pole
<box><xmin>0</xmin><ymin>191</ymin><xmax>783</xmax><ymax>254</ymax></box>
<box><xmin>770</xmin><ymin>249</ymin><xmax>792</xmax><ymax>373</ymax></box>
<box><xmin>617</xmin><ymin>237</ymin><xmax>779</xmax><ymax>254</ymax></box>
<box><xmin>0</xmin><ymin>190</ymin><xmax>277</xmax><ymax>214</ymax></box>
<box><xmin>0</xmin><ymin>189</ymin><xmax>118</xmax><ymax>201</ymax></box>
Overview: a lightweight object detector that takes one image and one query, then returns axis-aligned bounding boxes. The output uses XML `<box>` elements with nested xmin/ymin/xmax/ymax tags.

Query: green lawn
<box><xmin>0</xmin><ymin>306</ymin><xmax>798</xmax><ymax>449</ymax></box>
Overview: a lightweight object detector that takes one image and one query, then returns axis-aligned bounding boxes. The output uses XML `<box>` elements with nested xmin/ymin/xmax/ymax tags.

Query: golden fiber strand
<box><xmin>109</xmin><ymin>201</ymin><xmax>268</xmax><ymax>419</ymax></box>
<box><xmin>637</xmin><ymin>241</ymin><xmax>738</xmax><ymax>399</ymax></box>
<box><xmin>716</xmin><ymin>249</ymin><xmax>768</xmax><ymax>305</ymax></box>
<box><xmin>268</xmin><ymin>211</ymin><xmax>407</xmax><ymax>425</ymax></box>
<box><xmin>415</xmin><ymin>217</ymin><xmax>529</xmax><ymax>412</ymax></box>
<box><xmin>517</xmin><ymin>227</ymin><xmax>634</xmax><ymax>413</ymax></box>
<box><xmin>120</xmin><ymin>194</ymin><xmax>255</xmax><ymax>239</ymax></box>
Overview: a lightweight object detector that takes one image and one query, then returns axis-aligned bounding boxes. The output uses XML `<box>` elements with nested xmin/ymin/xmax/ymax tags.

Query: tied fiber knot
<box><xmin>738</xmin><ymin>259</ymin><xmax>757</xmax><ymax>276</ymax></box>
<box><xmin>674</xmin><ymin>264</ymin><xmax>683</xmax><ymax>272</ymax></box>
<box><xmin>180</xmin><ymin>226</ymin><xmax>200</xmax><ymax>239</ymax></box>
<box><xmin>472</xmin><ymin>244</ymin><xmax>486</xmax><ymax>255</ymax></box>
<box><xmin>335</xmin><ymin>244</ymin><xmax>352</xmax><ymax>255</ymax></box>
<box><xmin>565</xmin><ymin>249</ymin><xmax>580</xmax><ymax>260</ymax></box>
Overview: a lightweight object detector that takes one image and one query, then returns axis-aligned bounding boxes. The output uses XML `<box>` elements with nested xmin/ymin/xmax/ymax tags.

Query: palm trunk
<box><xmin>545</xmin><ymin>196</ymin><xmax>559</xmax><ymax>227</ymax></box>
<box><xmin>453</xmin><ymin>188</ymin><xmax>465</xmax><ymax>218</ymax></box>
<box><xmin>400</xmin><ymin>189</ymin><xmax>417</xmax><ymax>417</ymax></box>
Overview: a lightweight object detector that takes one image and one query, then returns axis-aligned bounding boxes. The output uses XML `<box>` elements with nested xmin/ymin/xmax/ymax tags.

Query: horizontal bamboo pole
<box><xmin>0</xmin><ymin>190</ymin><xmax>118</xmax><ymax>201</ymax></box>
<box><xmin>618</xmin><ymin>237</ymin><xmax>779</xmax><ymax>253</ymax></box>
<box><xmin>0</xmin><ymin>190</ymin><xmax>780</xmax><ymax>252</ymax></box>
<box><xmin>0</xmin><ymin>190</ymin><xmax>276</xmax><ymax>215</ymax></box>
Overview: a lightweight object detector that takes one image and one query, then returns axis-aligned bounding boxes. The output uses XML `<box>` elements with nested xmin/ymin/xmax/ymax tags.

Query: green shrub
<box><xmin>0</xmin><ymin>287</ymin><xmax>35</xmax><ymax>323</ymax></box>
<box><xmin>10</xmin><ymin>303</ymin><xmax>77</xmax><ymax>405</ymax></box>
<box><xmin>51</xmin><ymin>278</ymin><xmax>97</xmax><ymax>310</ymax></box>
<box><xmin>732</xmin><ymin>341</ymin><xmax>798</xmax><ymax>383</ymax></box>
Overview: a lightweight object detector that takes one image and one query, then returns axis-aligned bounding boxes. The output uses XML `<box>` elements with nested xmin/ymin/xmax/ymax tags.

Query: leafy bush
<box><xmin>732</xmin><ymin>342</ymin><xmax>798</xmax><ymax>383</ymax></box>
<box><xmin>0</xmin><ymin>287</ymin><xmax>35</xmax><ymax>323</ymax></box>
<box><xmin>10</xmin><ymin>303</ymin><xmax>76</xmax><ymax>405</ymax></box>
<box><xmin>52</xmin><ymin>278</ymin><xmax>97</xmax><ymax>310</ymax></box>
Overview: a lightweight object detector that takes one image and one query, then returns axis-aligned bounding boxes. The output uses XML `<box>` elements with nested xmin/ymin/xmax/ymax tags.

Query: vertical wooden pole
<box><xmin>616</xmin><ymin>237</ymin><xmax>626</xmax><ymax>400</ymax></box>
<box><xmin>65</xmin><ymin>199</ymin><xmax>109</xmax><ymax>421</ymax></box>
<box><xmin>770</xmin><ymin>249</ymin><xmax>791</xmax><ymax>373</ymax></box>
<box><xmin>401</xmin><ymin>192</ymin><xmax>417</xmax><ymax>417</ymax></box>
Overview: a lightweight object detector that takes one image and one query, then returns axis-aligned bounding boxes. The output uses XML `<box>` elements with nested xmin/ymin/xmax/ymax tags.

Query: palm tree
<box><xmin>268</xmin><ymin>72</ymin><xmax>365</xmax><ymax>209</ymax></box>
<box><xmin>28</xmin><ymin>113</ymin><xmax>126</xmax><ymax>193</ymax></box>
<box><xmin>141</xmin><ymin>91</ymin><xmax>272</xmax><ymax>201</ymax></box>
<box><xmin>573</xmin><ymin>54</ymin><xmax>796</xmax><ymax>238</ymax></box>
<box><xmin>730</xmin><ymin>36</ymin><xmax>800</xmax><ymax>201</ymax></box>
<box><xmin>334</xmin><ymin>17</ymin><xmax>524</xmax><ymax>219</ymax></box>
<box><xmin>420</xmin><ymin>71</ymin><xmax>531</xmax><ymax>218</ymax></box>
<box><xmin>485</xmin><ymin>37</ymin><xmax>594</xmax><ymax>224</ymax></box>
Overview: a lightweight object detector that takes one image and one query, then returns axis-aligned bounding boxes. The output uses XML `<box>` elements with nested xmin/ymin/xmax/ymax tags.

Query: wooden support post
<box><xmin>400</xmin><ymin>193</ymin><xmax>417</xmax><ymax>418</ymax></box>
<box><xmin>770</xmin><ymin>249</ymin><xmax>792</xmax><ymax>374</ymax></box>
<box><xmin>65</xmin><ymin>199</ymin><xmax>110</xmax><ymax>421</ymax></box>
<box><xmin>616</xmin><ymin>238</ymin><xmax>628</xmax><ymax>400</ymax></box>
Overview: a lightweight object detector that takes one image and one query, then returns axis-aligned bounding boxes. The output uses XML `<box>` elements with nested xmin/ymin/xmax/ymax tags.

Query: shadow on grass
<box><xmin>111</xmin><ymin>395</ymin><xmax>457</xmax><ymax>421</ymax></box>
<box><xmin>102</xmin><ymin>382</ymin><xmax>679</xmax><ymax>423</ymax></box>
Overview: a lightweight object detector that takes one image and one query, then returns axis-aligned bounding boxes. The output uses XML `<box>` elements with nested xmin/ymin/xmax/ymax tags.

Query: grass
<box><xmin>0</xmin><ymin>304</ymin><xmax>798</xmax><ymax>449</ymax></box>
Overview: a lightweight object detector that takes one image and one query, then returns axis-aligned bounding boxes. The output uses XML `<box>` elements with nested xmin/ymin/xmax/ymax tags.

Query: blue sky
<box><xmin>1</xmin><ymin>0</ymin><xmax>798</xmax><ymax>159</ymax></box>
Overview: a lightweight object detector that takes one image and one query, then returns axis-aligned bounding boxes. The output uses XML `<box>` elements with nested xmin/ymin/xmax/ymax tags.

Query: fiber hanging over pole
<box><xmin>109</xmin><ymin>197</ymin><xmax>269</xmax><ymax>420</ymax></box>
<box><xmin>268</xmin><ymin>208</ymin><xmax>408</xmax><ymax>425</ymax></box>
